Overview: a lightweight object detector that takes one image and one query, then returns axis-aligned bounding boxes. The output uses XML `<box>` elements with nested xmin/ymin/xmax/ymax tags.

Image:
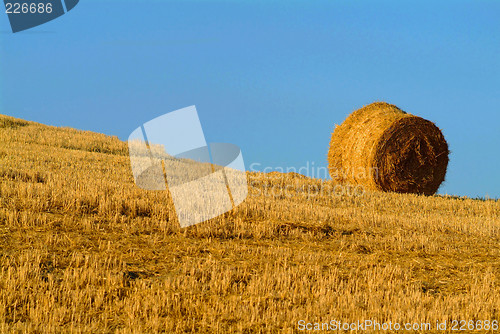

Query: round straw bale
<box><xmin>328</xmin><ymin>102</ymin><xmax>449</xmax><ymax>195</ymax></box>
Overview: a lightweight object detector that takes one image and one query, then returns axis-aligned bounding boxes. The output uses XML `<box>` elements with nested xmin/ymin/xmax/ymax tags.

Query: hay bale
<box><xmin>328</xmin><ymin>102</ymin><xmax>449</xmax><ymax>195</ymax></box>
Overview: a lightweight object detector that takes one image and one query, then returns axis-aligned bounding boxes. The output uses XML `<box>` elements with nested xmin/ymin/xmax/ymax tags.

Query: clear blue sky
<box><xmin>1</xmin><ymin>0</ymin><xmax>499</xmax><ymax>198</ymax></box>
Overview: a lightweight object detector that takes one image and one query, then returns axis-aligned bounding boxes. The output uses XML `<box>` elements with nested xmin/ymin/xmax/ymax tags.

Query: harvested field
<box><xmin>0</xmin><ymin>114</ymin><xmax>499</xmax><ymax>333</ymax></box>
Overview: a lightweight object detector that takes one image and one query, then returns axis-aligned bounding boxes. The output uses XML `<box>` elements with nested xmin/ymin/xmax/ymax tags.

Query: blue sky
<box><xmin>1</xmin><ymin>0</ymin><xmax>499</xmax><ymax>198</ymax></box>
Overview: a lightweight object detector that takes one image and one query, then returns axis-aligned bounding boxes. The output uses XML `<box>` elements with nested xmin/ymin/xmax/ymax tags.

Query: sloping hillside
<box><xmin>0</xmin><ymin>114</ymin><xmax>499</xmax><ymax>333</ymax></box>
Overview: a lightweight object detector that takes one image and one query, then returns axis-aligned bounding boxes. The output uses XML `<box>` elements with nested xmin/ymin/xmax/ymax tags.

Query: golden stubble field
<box><xmin>0</xmin><ymin>114</ymin><xmax>499</xmax><ymax>333</ymax></box>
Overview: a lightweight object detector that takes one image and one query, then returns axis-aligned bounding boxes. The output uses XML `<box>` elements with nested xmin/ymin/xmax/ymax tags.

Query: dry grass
<box><xmin>0</xmin><ymin>114</ymin><xmax>499</xmax><ymax>333</ymax></box>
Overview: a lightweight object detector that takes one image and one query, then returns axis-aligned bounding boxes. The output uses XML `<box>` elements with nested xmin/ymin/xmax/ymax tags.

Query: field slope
<box><xmin>0</xmin><ymin>114</ymin><xmax>499</xmax><ymax>333</ymax></box>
